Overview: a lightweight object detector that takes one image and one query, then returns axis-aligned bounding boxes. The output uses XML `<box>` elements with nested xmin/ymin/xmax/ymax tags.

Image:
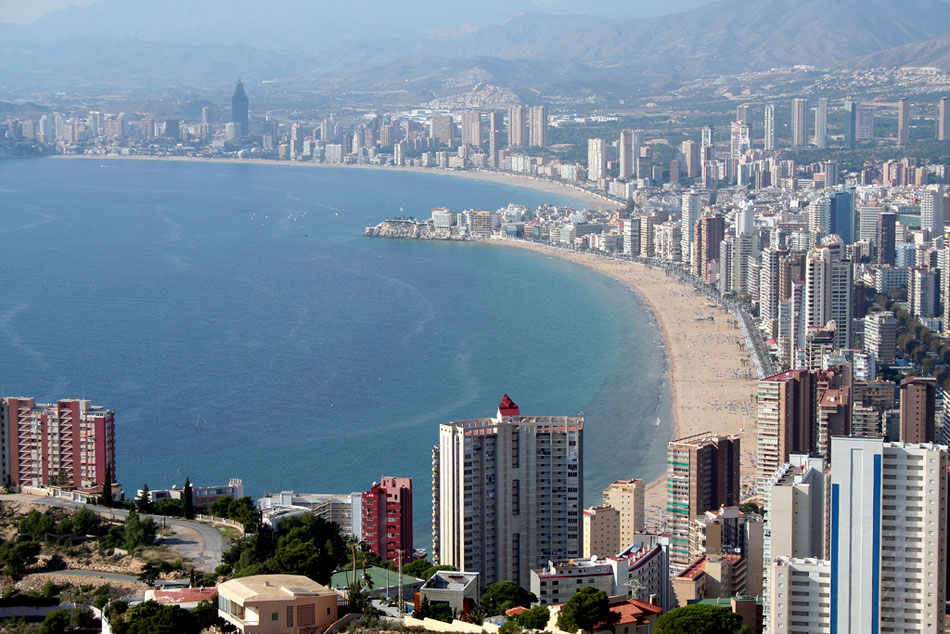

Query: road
<box><xmin>1</xmin><ymin>494</ymin><xmax>230</xmax><ymax>572</ymax></box>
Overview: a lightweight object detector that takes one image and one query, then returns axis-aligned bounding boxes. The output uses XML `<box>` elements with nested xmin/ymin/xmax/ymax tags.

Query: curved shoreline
<box><xmin>491</xmin><ymin>239</ymin><xmax>758</xmax><ymax>524</ymax></box>
<box><xmin>48</xmin><ymin>154</ymin><xmax>616</xmax><ymax>211</ymax></box>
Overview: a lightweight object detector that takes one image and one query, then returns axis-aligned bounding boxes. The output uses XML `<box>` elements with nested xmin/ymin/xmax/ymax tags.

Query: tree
<box><xmin>0</xmin><ymin>540</ymin><xmax>40</xmax><ymax>577</ymax></box>
<box><xmin>514</xmin><ymin>605</ymin><xmax>551</xmax><ymax>630</ymax></box>
<box><xmin>137</xmin><ymin>485</ymin><xmax>155</xmax><ymax>513</ymax></box>
<box><xmin>71</xmin><ymin>508</ymin><xmax>101</xmax><ymax>536</ymax></box>
<box><xmin>402</xmin><ymin>558</ymin><xmax>432</xmax><ymax>579</ymax></box>
<box><xmin>481</xmin><ymin>581</ymin><xmax>537</xmax><ymax>616</ymax></box>
<box><xmin>102</xmin><ymin>464</ymin><xmax>113</xmax><ymax>508</ymax></box>
<box><xmin>654</xmin><ymin>604</ymin><xmax>747</xmax><ymax>634</ymax></box>
<box><xmin>556</xmin><ymin>587</ymin><xmax>616</xmax><ymax>634</ymax></box>
<box><xmin>182</xmin><ymin>478</ymin><xmax>195</xmax><ymax>520</ymax></box>
<box><xmin>39</xmin><ymin>609</ymin><xmax>71</xmax><ymax>634</ymax></box>
<box><xmin>124</xmin><ymin>510</ymin><xmax>157</xmax><ymax>550</ymax></box>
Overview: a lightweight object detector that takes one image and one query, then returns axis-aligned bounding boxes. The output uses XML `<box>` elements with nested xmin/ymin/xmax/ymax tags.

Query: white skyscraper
<box><xmin>815</xmin><ymin>97</ymin><xmax>828</xmax><ymax>149</ymax></box>
<box><xmin>587</xmin><ymin>138</ymin><xmax>607</xmax><ymax>181</ymax></box>
<box><xmin>762</xmin><ymin>455</ymin><xmax>826</xmax><ymax>632</ymax></box>
<box><xmin>921</xmin><ymin>186</ymin><xmax>945</xmax><ymax>236</ymax></box>
<box><xmin>830</xmin><ymin>437</ymin><xmax>947</xmax><ymax>634</ymax></box>
<box><xmin>804</xmin><ymin>241</ymin><xmax>852</xmax><ymax>349</ymax></box>
<box><xmin>680</xmin><ymin>192</ymin><xmax>701</xmax><ymax>266</ymax></box>
<box><xmin>433</xmin><ymin>395</ymin><xmax>583</xmax><ymax>589</ymax></box>
<box><xmin>764</xmin><ymin>104</ymin><xmax>776</xmax><ymax>151</ymax></box>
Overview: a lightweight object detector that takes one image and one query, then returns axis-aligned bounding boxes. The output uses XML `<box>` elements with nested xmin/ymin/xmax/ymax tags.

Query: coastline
<box><xmin>492</xmin><ymin>240</ymin><xmax>758</xmax><ymax>526</ymax></box>
<box><xmin>48</xmin><ymin>154</ymin><xmax>616</xmax><ymax>211</ymax></box>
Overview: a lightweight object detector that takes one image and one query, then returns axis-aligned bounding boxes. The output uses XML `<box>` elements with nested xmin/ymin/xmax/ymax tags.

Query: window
<box><xmin>272</xmin><ymin>612</ymin><xmax>279</xmax><ymax>621</ymax></box>
<box><xmin>298</xmin><ymin>604</ymin><xmax>315</xmax><ymax>627</ymax></box>
<box><xmin>287</xmin><ymin>606</ymin><xmax>294</xmax><ymax>627</ymax></box>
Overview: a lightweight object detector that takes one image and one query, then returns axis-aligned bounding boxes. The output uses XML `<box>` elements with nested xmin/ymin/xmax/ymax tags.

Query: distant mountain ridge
<box><xmin>2</xmin><ymin>0</ymin><xmax>950</xmax><ymax>94</ymax></box>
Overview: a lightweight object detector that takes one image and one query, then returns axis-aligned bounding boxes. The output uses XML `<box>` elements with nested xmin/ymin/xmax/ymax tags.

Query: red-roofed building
<box><xmin>505</xmin><ymin>606</ymin><xmax>529</xmax><ymax>617</ymax></box>
<box><xmin>497</xmin><ymin>394</ymin><xmax>520</xmax><ymax>418</ymax></box>
<box><xmin>672</xmin><ymin>554</ymin><xmax>747</xmax><ymax>607</ymax></box>
<box><xmin>596</xmin><ymin>597</ymin><xmax>662</xmax><ymax>634</ymax></box>
<box><xmin>144</xmin><ymin>587</ymin><xmax>217</xmax><ymax>610</ymax></box>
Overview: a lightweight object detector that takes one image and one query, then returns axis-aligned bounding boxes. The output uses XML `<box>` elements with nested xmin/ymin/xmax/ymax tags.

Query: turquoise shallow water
<box><xmin>0</xmin><ymin>158</ymin><xmax>673</xmax><ymax>548</ymax></box>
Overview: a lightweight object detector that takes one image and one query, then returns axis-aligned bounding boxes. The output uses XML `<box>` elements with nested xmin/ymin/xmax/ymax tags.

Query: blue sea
<box><xmin>0</xmin><ymin>158</ymin><xmax>672</xmax><ymax>548</ymax></box>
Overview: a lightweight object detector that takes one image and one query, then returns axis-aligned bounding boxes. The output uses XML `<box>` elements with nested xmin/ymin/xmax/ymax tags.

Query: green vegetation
<box><xmin>481</xmin><ymin>581</ymin><xmax>537</xmax><ymax>616</ymax></box>
<box><xmin>414</xmin><ymin>596</ymin><xmax>455</xmax><ymax>623</ymax></box>
<box><xmin>105</xmin><ymin>598</ymin><xmax>222</xmax><ymax>634</ymax></box>
<box><xmin>401</xmin><ymin>558</ymin><xmax>432</xmax><ymax>578</ymax></box>
<box><xmin>654</xmin><ymin>603</ymin><xmax>750</xmax><ymax>634</ymax></box>
<box><xmin>556</xmin><ymin>587</ymin><xmax>617</xmax><ymax>634</ymax></box>
<box><xmin>207</xmin><ymin>496</ymin><xmax>259</xmax><ymax>532</ymax></box>
<box><xmin>499</xmin><ymin>604</ymin><xmax>551</xmax><ymax>632</ymax></box>
<box><xmin>219</xmin><ymin>513</ymin><xmax>346</xmax><ymax>583</ymax></box>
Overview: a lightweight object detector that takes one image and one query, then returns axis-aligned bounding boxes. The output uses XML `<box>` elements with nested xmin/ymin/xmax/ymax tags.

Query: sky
<box><xmin>0</xmin><ymin>0</ymin><xmax>715</xmax><ymax>25</ymax></box>
<box><xmin>0</xmin><ymin>0</ymin><xmax>96</xmax><ymax>23</ymax></box>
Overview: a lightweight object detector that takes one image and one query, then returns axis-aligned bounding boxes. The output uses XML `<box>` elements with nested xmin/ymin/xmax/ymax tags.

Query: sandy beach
<box><xmin>496</xmin><ymin>241</ymin><xmax>758</xmax><ymax>529</ymax></box>
<box><xmin>51</xmin><ymin>154</ymin><xmax>616</xmax><ymax>211</ymax></box>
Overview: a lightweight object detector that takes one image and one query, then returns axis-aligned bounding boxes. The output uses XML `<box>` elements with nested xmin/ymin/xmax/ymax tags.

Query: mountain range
<box><xmin>2</xmin><ymin>0</ymin><xmax>950</xmax><ymax>98</ymax></box>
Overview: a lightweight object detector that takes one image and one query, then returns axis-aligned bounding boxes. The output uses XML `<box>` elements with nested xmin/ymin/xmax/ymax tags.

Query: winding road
<box><xmin>0</xmin><ymin>494</ymin><xmax>231</xmax><ymax>572</ymax></box>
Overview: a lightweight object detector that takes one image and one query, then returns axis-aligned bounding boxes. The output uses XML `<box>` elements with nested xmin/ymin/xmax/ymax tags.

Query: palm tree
<box><xmin>347</xmin><ymin>535</ymin><xmax>360</xmax><ymax>585</ymax></box>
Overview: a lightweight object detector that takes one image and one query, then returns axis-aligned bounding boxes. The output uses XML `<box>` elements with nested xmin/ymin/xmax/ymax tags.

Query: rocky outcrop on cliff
<box><xmin>364</xmin><ymin>219</ymin><xmax>468</xmax><ymax>240</ymax></box>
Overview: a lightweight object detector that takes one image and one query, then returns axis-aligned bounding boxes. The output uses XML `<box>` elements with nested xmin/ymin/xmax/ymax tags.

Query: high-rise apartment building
<box><xmin>680</xmin><ymin>192</ymin><xmax>701</xmax><ymax>266</ymax></box>
<box><xmin>603</xmin><ymin>479</ymin><xmax>645</xmax><ymax>549</ymax></box>
<box><xmin>587</xmin><ymin>138</ymin><xmax>607</xmax><ymax>181</ymax></box>
<box><xmin>856</xmin><ymin>103</ymin><xmax>875</xmax><ymax>141</ymax></box>
<box><xmin>864</xmin><ymin>311</ymin><xmax>897</xmax><ymax>364</ymax></box>
<box><xmin>815</xmin><ymin>97</ymin><xmax>829</xmax><ymax>149</ymax></box>
<box><xmin>736</xmin><ymin>103</ymin><xmax>753</xmax><ymax>124</ymax></box>
<box><xmin>430</xmin><ymin>114</ymin><xmax>455</xmax><ymax>146</ymax></box>
<box><xmin>755</xmin><ymin>371</ymin><xmax>817</xmax><ymax>492</ymax></box>
<box><xmin>897</xmin><ymin>97</ymin><xmax>910</xmax><ymax>146</ymax></box>
<box><xmin>791</xmin><ymin>98</ymin><xmax>808</xmax><ymax>147</ymax></box>
<box><xmin>701</xmin><ymin>126</ymin><xmax>714</xmax><ymax>152</ymax></box>
<box><xmin>583</xmin><ymin>505</ymin><xmax>620</xmax><ymax>558</ymax></box>
<box><xmin>761</xmin><ymin>455</ymin><xmax>826</xmax><ymax>632</ymax></box>
<box><xmin>830</xmin><ymin>437</ymin><xmax>947</xmax><ymax>634</ymax></box>
<box><xmin>231</xmin><ymin>80</ymin><xmax>249</xmax><ymax>137</ymax></box>
<box><xmin>938</xmin><ymin>96</ymin><xmax>949</xmax><ymax>141</ymax></box>
<box><xmin>681</xmin><ymin>140</ymin><xmax>700</xmax><ymax>177</ymax></box>
<box><xmin>764</xmin><ymin>104</ymin><xmax>777</xmax><ymax>151</ymax></box>
<box><xmin>460</xmin><ymin>111</ymin><xmax>482</xmax><ymax>147</ymax></box>
<box><xmin>528</xmin><ymin>105</ymin><xmax>548</xmax><ymax>147</ymax></box>
<box><xmin>362</xmin><ymin>476</ymin><xmax>412</xmax><ymax>565</ymax></box>
<box><xmin>909</xmin><ymin>266</ymin><xmax>938</xmax><ymax>320</ymax></box>
<box><xmin>843</xmin><ymin>100</ymin><xmax>857</xmax><ymax>149</ymax></box>
<box><xmin>0</xmin><ymin>397</ymin><xmax>115</xmax><ymax>488</ymax></box>
<box><xmin>666</xmin><ymin>433</ymin><xmax>740</xmax><ymax>568</ymax></box>
<box><xmin>696</xmin><ymin>214</ymin><xmax>725</xmax><ymax>280</ymax></box>
<box><xmin>804</xmin><ymin>242</ymin><xmax>852</xmax><ymax>349</ymax></box>
<box><xmin>769</xmin><ymin>557</ymin><xmax>831</xmax><ymax>634</ymax></box>
<box><xmin>900</xmin><ymin>377</ymin><xmax>936</xmax><ymax>443</ymax></box>
<box><xmin>920</xmin><ymin>187</ymin><xmax>945</xmax><ymax>236</ymax></box>
<box><xmin>433</xmin><ymin>395</ymin><xmax>583</xmax><ymax>588</ymax></box>
<box><xmin>877</xmin><ymin>212</ymin><xmax>897</xmax><ymax>266</ymax></box>
<box><xmin>619</xmin><ymin>130</ymin><xmax>634</xmax><ymax>180</ymax></box>
<box><xmin>507</xmin><ymin>105</ymin><xmax>526</xmax><ymax>148</ymax></box>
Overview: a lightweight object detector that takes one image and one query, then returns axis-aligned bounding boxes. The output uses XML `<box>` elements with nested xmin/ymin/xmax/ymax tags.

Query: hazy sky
<box><xmin>0</xmin><ymin>0</ymin><xmax>96</xmax><ymax>23</ymax></box>
<box><xmin>0</xmin><ymin>0</ymin><xmax>715</xmax><ymax>25</ymax></box>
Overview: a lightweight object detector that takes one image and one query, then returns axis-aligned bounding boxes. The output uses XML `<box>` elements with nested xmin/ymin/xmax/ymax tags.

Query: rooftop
<box><xmin>218</xmin><ymin>574</ymin><xmax>335</xmax><ymax>602</ymax></box>
<box><xmin>329</xmin><ymin>566</ymin><xmax>424</xmax><ymax>590</ymax></box>
<box><xmin>422</xmin><ymin>570</ymin><xmax>479</xmax><ymax>591</ymax></box>
<box><xmin>146</xmin><ymin>587</ymin><xmax>217</xmax><ymax>606</ymax></box>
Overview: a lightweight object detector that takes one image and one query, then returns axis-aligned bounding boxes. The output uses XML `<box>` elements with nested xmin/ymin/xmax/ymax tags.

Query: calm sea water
<box><xmin>0</xmin><ymin>158</ymin><xmax>672</xmax><ymax>547</ymax></box>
